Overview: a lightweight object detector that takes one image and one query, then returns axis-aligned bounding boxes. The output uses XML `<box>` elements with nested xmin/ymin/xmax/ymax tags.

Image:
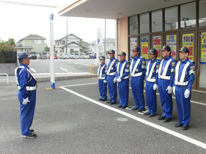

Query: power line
<box><xmin>0</xmin><ymin>0</ymin><xmax>56</xmax><ymax>8</ymax></box>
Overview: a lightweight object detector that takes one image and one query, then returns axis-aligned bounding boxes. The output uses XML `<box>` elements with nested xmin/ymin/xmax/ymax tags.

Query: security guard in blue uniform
<box><xmin>130</xmin><ymin>46</ymin><xmax>146</xmax><ymax>112</ymax></box>
<box><xmin>158</xmin><ymin>45</ymin><xmax>176</xmax><ymax>122</ymax></box>
<box><xmin>173</xmin><ymin>47</ymin><xmax>196</xmax><ymax>130</ymax></box>
<box><xmin>116</xmin><ymin>52</ymin><xmax>130</xmax><ymax>109</ymax></box>
<box><xmin>98</xmin><ymin>56</ymin><xmax>107</xmax><ymax>101</ymax></box>
<box><xmin>144</xmin><ymin>48</ymin><xmax>160</xmax><ymax>117</ymax></box>
<box><xmin>15</xmin><ymin>53</ymin><xmax>37</xmax><ymax>138</ymax></box>
<box><xmin>106</xmin><ymin>50</ymin><xmax>118</xmax><ymax>105</ymax></box>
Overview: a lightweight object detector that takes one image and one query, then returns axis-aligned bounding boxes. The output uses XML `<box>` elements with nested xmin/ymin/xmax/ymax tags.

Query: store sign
<box><xmin>141</xmin><ymin>37</ymin><xmax>149</xmax><ymax>60</ymax></box>
<box><xmin>182</xmin><ymin>33</ymin><xmax>194</xmax><ymax>61</ymax></box>
<box><xmin>130</xmin><ymin>38</ymin><xmax>137</xmax><ymax>57</ymax></box>
<box><xmin>166</xmin><ymin>35</ymin><xmax>176</xmax><ymax>60</ymax></box>
<box><xmin>153</xmin><ymin>36</ymin><xmax>161</xmax><ymax>60</ymax></box>
<box><xmin>201</xmin><ymin>32</ymin><xmax>206</xmax><ymax>63</ymax></box>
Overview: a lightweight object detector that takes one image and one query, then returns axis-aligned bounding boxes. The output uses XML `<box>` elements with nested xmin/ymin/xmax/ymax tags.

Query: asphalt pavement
<box><xmin>0</xmin><ymin>77</ymin><xmax>206</xmax><ymax>154</ymax></box>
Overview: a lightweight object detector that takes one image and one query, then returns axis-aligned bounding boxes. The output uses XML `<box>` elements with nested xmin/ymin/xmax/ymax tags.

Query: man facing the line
<box><xmin>116</xmin><ymin>51</ymin><xmax>130</xmax><ymax>109</ymax></box>
<box><xmin>173</xmin><ymin>47</ymin><xmax>196</xmax><ymax>130</ymax></box>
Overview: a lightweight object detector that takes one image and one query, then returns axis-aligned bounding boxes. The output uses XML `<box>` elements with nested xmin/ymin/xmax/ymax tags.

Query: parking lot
<box><xmin>0</xmin><ymin>77</ymin><xmax>206</xmax><ymax>154</ymax></box>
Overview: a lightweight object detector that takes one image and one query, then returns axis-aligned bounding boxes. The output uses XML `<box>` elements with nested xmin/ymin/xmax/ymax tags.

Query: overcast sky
<box><xmin>0</xmin><ymin>0</ymin><xmax>115</xmax><ymax>45</ymax></box>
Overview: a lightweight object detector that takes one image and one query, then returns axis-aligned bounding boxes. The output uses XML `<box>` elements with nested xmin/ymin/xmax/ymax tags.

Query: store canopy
<box><xmin>59</xmin><ymin>0</ymin><xmax>193</xmax><ymax>19</ymax></box>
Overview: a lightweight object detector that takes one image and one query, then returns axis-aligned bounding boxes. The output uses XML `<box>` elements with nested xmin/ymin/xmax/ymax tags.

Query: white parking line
<box><xmin>60</xmin><ymin>85</ymin><xmax>206</xmax><ymax>150</ymax></box>
<box><xmin>59</xmin><ymin>67</ymin><xmax>68</xmax><ymax>72</ymax></box>
<box><xmin>30</xmin><ymin>68</ymin><xmax>36</xmax><ymax>73</ymax></box>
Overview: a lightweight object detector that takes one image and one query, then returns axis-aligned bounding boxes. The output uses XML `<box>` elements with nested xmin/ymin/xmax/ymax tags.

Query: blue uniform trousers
<box><xmin>158</xmin><ymin>79</ymin><xmax>173</xmax><ymax>118</ymax></box>
<box><xmin>107</xmin><ymin>75</ymin><xmax>117</xmax><ymax>103</ymax></box>
<box><xmin>131</xmin><ymin>76</ymin><xmax>145</xmax><ymax>109</ymax></box>
<box><xmin>118</xmin><ymin>79</ymin><xmax>129</xmax><ymax>107</ymax></box>
<box><xmin>98</xmin><ymin>79</ymin><xmax>107</xmax><ymax>100</ymax></box>
<box><xmin>175</xmin><ymin>86</ymin><xmax>191</xmax><ymax>126</ymax></box>
<box><xmin>145</xmin><ymin>82</ymin><xmax>157</xmax><ymax>114</ymax></box>
<box><xmin>18</xmin><ymin>91</ymin><xmax>36</xmax><ymax>136</ymax></box>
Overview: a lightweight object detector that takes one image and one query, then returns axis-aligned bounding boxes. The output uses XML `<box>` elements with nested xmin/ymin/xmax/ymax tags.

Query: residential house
<box><xmin>16</xmin><ymin>34</ymin><xmax>46</xmax><ymax>53</ymax></box>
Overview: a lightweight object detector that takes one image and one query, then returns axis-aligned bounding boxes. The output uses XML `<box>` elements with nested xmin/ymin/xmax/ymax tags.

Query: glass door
<box><xmin>197</xmin><ymin>31</ymin><xmax>206</xmax><ymax>90</ymax></box>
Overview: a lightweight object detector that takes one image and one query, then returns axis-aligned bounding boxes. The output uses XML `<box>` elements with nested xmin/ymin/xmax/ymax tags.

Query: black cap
<box><xmin>118</xmin><ymin>51</ymin><xmax>126</xmax><ymax>56</ymax></box>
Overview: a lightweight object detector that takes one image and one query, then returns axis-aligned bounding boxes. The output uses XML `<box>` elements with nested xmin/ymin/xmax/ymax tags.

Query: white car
<box><xmin>84</xmin><ymin>53</ymin><xmax>90</xmax><ymax>59</ymax></box>
<box><xmin>62</xmin><ymin>53</ymin><xmax>69</xmax><ymax>59</ymax></box>
<box><xmin>80</xmin><ymin>53</ymin><xmax>85</xmax><ymax>59</ymax></box>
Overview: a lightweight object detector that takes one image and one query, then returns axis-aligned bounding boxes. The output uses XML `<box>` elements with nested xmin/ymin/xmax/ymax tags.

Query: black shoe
<box><xmin>182</xmin><ymin>125</ymin><xmax>189</xmax><ymax>130</ymax></box>
<box><xmin>21</xmin><ymin>132</ymin><xmax>37</xmax><ymax>138</ymax></box>
<box><xmin>132</xmin><ymin>107</ymin><xmax>139</xmax><ymax>110</ymax></box>
<box><xmin>144</xmin><ymin>112</ymin><xmax>150</xmax><ymax>115</ymax></box>
<box><xmin>138</xmin><ymin>109</ymin><xmax>145</xmax><ymax>113</ymax></box>
<box><xmin>121</xmin><ymin>106</ymin><xmax>128</xmax><ymax>109</ymax></box>
<box><xmin>175</xmin><ymin>124</ymin><xmax>183</xmax><ymax>127</ymax></box>
<box><xmin>101</xmin><ymin>99</ymin><xmax>107</xmax><ymax>101</ymax></box>
<box><xmin>164</xmin><ymin>118</ymin><xmax>172</xmax><ymax>122</ymax></box>
<box><xmin>110</xmin><ymin>102</ymin><xmax>116</xmax><ymax>105</ymax></box>
<box><xmin>30</xmin><ymin>129</ymin><xmax>34</xmax><ymax>132</ymax></box>
<box><xmin>118</xmin><ymin>105</ymin><xmax>122</xmax><ymax>108</ymax></box>
<box><xmin>99</xmin><ymin>98</ymin><xmax>102</xmax><ymax>101</ymax></box>
<box><xmin>149</xmin><ymin>114</ymin><xmax>156</xmax><ymax>117</ymax></box>
<box><xmin>107</xmin><ymin>101</ymin><xmax>111</xmax><ymax>104</ymax></box>
<box><xmin>158</xmin><ymin>116</ymin><xmax>165</xmax><ymax>120</ymax></box>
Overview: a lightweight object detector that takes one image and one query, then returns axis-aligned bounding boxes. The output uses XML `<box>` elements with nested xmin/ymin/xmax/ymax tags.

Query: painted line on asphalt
<box><xmin>30</xmin><ymin>68</ymin><xmax>36</xmax><ymax>73</ymax></box>
<box><xmin>63</xmin><ymin>82</ymin><xmax>98</xmax><ymax>88</ymax></box>
<box><xmin>59</xmin><ymin>67</ymin><xmax>68</xmax><ymax>72</ymax></box>
<box><xmin>60</xmin><ymin>86</ymin><xmax>206</xmax><ymax>150</ymax></box>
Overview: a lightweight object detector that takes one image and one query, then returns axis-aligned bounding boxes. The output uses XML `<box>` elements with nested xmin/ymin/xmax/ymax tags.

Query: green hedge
<box><xmin>0</xmin><ymin>52</ymin><xmax>17</xmax><ymax>63</ymax></box>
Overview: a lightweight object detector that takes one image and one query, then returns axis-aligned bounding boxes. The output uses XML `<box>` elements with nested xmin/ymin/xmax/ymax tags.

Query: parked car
<box><xmin>80</xmin><ymin>53</ymin><xmax>85</xmax><ymax>59</ymax></box>
<box><xmin>40</xmin><ymin>52</ymin><xmax>47</xmax><ymax>59</ymax></box>
<box><xmin>58</xmin><ymin>54</ymin><xmax>63</xmax><ymax>59</ymax></box>
<box><xmin>70</xmin><ymin>53</ymin><xmax>79</xmax><ymax>59</ymax></box>
<box><xmin>62</xmin><ymin>53</ymin><xmax>69</xmax><ymax>59</ymax></box>
<box><xmin>84</xmin><ymin>53</ymin><xmax>90</xmax><ymax>59</ymax></box>
<box><xmin>89</xmin><ymin>53</ymin><xmax>96</xmax><ymax>59</ymax></box>
<box><xmin>48</xmin><ymin>54</ymin><xmax>58</xmax><ymax>59</ymax></box>
<box><xmin>29</xmin><ymin>52</ymin><xmax>37</xmax><ymax>59</ymax></box>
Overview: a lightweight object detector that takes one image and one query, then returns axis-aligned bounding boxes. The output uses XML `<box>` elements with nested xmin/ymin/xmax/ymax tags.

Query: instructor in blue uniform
<box><xmin>173</xmin><ymin>47</ymin><xmax>196</xmax><ymax>130</ymax></box>
<box><xmin>158</xmin><ymin>45</ymin><xmax>176</xmax><ymax>122</ymax></box>
<box><xmin>15</xmin><ymin>53</ymin><xmax>37</xmax><ymax>138</ymax></box>
<box><xmin>116</xmin><ymin>52</ymin><xmax>130</xmax><ymax>109</ymax></box>
<box><xmin>106</xmin><ymin>50</ymin><xmax>118</xmax><ymax>105</ymax></box>
<box><xmin>130</xmin><ymin>46</ymin><xmax>146</xmax><ymax>112</ymax></box>
<box><xmin>144</xmin><ymin>48</ymin><xmax>160</xmax><ymax>117</ymax></box>
<box><xmin>98</xmin><ymin>56</ymin><xmax>107</xmax><ymax>101</ymax></box>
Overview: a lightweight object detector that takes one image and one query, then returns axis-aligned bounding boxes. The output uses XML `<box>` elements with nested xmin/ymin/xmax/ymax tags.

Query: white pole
<box><xmin>104</xmin><ymin>19</ymin><xmax>106</xmax><ymax>57</ymax></box>
<box><xmin>50</xmin><ymin>14</ymin><xmax>55</xmax><ymax>89</ymax></box>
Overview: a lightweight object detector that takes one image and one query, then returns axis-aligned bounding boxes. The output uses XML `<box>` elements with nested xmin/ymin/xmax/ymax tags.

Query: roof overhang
<box><xmin>59</xmin><ymin>0</ymin><xmax>195</xmax><ymax>19</ymax></box>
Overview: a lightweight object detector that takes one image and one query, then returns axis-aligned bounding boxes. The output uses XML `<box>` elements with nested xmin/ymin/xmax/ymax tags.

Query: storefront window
<box><xmin>152</xmin><ymin>10</ymin><xmax>162</xmax><ymax>32</ymax></box>
<box><xmin>130</xmin><ymin>38</ymin><xmax>138</xmax><ymax>58</ymax></box>
<box><xmin>129</xmin><ymin>16</ymin><xmax>138</xmax><ymax>35</ymax></box>
<box><xmin>182</xmin><ymin>33</ymin><xmax>194</xmax><ymax>61</ymax></box>
<box><xmin>180</xmin><ymin>2</ymin><xmax>196</xmax><ymax>29</ymax></box>
<box><xmin>140</xmin><ymin>13</ymin><xmax>149</xmax><ymax>34</ymax></box>
<box><xmin>165</xmin><ymin>6</ymin><xmax>178</xmax><ymax>31</ymax></box>
<box><xmin>199</xmin><ymin>0</ymin><xmax>206</xmax><ymax>27</ymax></box>
<box><xmin>152</xmin><ymin>36</ymin><xmax>161</xmax><ymax>60</ymax></box>
<box><xmin>166</xmin><ymin>35</ymin><xmax>177</xmax><ymax>60</ymax></box>
<box><xmin>140</xmin><ymin>35</ymin><xmax>149</xmax><ymax>60</ymax></box>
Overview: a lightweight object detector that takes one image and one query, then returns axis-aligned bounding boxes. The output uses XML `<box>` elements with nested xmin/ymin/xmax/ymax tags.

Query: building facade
<box><xmin>58</xmin><ymin>0</ymin><xmax>206</xmax><ymax>91</ymax></box>
<box><xmin>16</xmin><ymin>34</ymin><xmax>46</xmax><ymax>53</ymax></box>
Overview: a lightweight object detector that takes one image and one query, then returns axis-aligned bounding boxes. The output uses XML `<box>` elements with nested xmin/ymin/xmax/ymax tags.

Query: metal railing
<box><xmin>0</xmin><ymin>73</ymin><xmax>9</xmax><ymax>84</ymax></box>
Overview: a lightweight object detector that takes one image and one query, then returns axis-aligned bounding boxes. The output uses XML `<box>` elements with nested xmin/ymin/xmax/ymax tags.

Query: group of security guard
<box><xmin>98</xmin><ymin>45</ymin><xmax>196</xmax><ymax>131</ymax></box>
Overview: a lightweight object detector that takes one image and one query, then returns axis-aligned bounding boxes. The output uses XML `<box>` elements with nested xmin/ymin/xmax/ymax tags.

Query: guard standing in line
<box><xmin>98</xmin><ymin>56</ymin><xmax>107</xmax><ymax>101</ymax></box>
<box><xmin>144</xmin><ymin>48</ymin><xmax>160</xmax><ymax>117</ymax></box>
<box><xmin>130</xmin><ymin>46</ymin><xmax>146</xmax><ymax>112</ymax></box>
<box><xmin>106</xmin><ymin>50</ymin><xmax>118</xmax><ymax>105</ymax></box>
<box><xmin>116</xmin><ymin>52</ymin><xmax>130</xmax><ymax>109</ymax></box>
<box><xmin>15</xmin><ymin>53</ymin><xmax>37</xmax><ymax>138</ymax></box>
<box><xmin>173</xmin><ymin>47</ymin><xmax>196</xmax><ymax>130</ymax></box>
<box><xmin>158</xmin><ymin>45</ymin><xmax>176</xmax><ymax>122</ymax></box>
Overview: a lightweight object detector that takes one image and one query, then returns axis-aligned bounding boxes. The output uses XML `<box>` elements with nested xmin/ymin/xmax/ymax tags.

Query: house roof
<box><xmin>90</xmin><ymin>38</ymin><xmax>115</xmax><ymax>44</ymax></box>
<box><xmin>61</xmin><ymin>41</ymin><xmax>83</xmax><ymax>48</ymax></box>
<box><xmin>55</xmin><ymin>34</ymin><xmax>83</xmax><ymax>41</ymax></box>
<box><xmin>19</xmin><ymin>34</ymin><xmax>46</xmax><ymax>42</ymax></box>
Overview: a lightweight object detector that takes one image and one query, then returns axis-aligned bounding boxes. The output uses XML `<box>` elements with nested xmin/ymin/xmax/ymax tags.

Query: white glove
<box><xmin>103</xmin><ymin>80</ymin><xmax>107</xmax><ymax>83</ymax></box>
<box><xmin>113</xmin><ymin>77</ymin><xmax>117</xmax><ymax>83</ymax></box>
<box><xmin>153</xmin><ymin>84</ymin><xmax>158</xmax><ymax>91</ymax></box>
<box><xmin>184</xmin><ymin>89</ymin><xmax>190</xmax><ymax>99</ymax></box>
<box><xmin>173</xmin><ymin>86</ymin><xmax>175</xmax><ymax>96</ymax></box>
<box><xmin>117</xmin><ymin>78</ymin><xmax>122</xmax><ymax>82</ymax></box>
<box><xmin>166</xmin><ymin>86</ymin><xmax>173</xmax><ymax>94</ymax></box>
<box><xmin>22</xmin><ymin>97</ymin><xmax>30</xmax><ymax>105</ymax></box>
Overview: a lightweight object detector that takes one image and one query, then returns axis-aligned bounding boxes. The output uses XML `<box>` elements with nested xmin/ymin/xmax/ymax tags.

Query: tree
<box><xmin>7</xmin><ymin>38</ymin><xmax>15</xmax><ymax>45</ymax></box>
